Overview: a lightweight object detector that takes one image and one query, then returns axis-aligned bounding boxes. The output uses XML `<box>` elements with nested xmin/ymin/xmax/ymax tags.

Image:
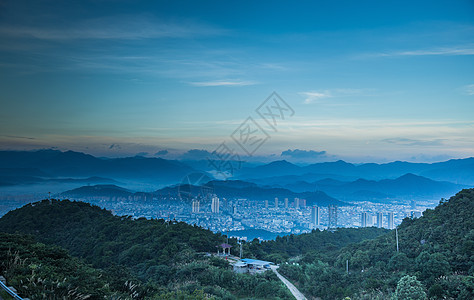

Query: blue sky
<box><xmin>0</xmin><ymin>0</ymin><xmax>473</xmax><ymax>163</ymax></box>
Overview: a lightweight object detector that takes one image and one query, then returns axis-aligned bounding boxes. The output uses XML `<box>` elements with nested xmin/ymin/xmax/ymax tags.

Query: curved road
<box><xmin>271</xmin><ymin>265</ymin><xmax>307</xmax><ymax>300</ymax></box>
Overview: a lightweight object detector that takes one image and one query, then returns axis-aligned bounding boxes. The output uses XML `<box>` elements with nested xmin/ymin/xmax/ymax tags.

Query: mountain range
<box><xmin>0</xmin><ymin>150</ymin><xmax>472</xmax><ymax>203</ymax></box>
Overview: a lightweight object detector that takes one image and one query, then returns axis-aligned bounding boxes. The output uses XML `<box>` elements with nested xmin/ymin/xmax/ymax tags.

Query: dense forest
<box><xmin>276</xmin><ymin>189</ymin><xmax>474</xmax><ymax>299</ymax></box>
<box><xmin>1</xmin><ymin>189</ymin><xmax>473</xmax><ymax>299</ymax></box>
<box><xmin>0</xmin><ymin>200</ymin><xmax>292</xmax><ymax>299</ymax></box>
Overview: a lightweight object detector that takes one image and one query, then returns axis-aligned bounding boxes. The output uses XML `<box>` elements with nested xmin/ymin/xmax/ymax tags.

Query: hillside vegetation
<box><xmin>0</xmin><ymin>200</ymin><xmax>292</xmax><ymax>299</ymax></box>
<box><xmin>277</xmin><ymin>189</ymin><xmax>474</xmax><ymax>299</ymax></box>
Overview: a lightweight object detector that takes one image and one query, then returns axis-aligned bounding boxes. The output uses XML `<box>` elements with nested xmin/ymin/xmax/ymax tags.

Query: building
<box><xmin>294</xmin><ymin>198</ymin><xmax>299</xmax><ymax>209</ymax></box>
<box><xmin>388</xmin><ymin>212</ymin><xmax>394</xmax><ymax>229</ymax></box>
<box><xmin>274</xmin><ymin>197</ymin><xmax>279</xmax><ymax>208</ymax></box>
<box><xmin>311</xmin><ymin>206</ymin><xmax>320</xmax><ymax>227</ymax></box>
<box><xmin>300</xmin><ymin>199</ymin><xmax>306</xmax><ymax>208</ymax></box>
<box><xmin>192</xmin><ymin>200</ymin><xmax>200</xmax><ymax>213</ymax></box>
<box><xmin>233</xmin><ymin>205</ymin><xmax>237</xmax><ymax>215</ymax></box>
<box><xmin>328</xmin><ymin>205</ymin><xmax>338</xmax><ymax>228</ymax></box>
<box><xmin>211</xmin><ymin>196</ymin><xmax>220</xmax><ymax>214</ymax></box>
<box><xmin>265</xmin><ymin>200</ymin><xmax>269</xmax><ymax>209</ymax></box>
<box><xmin>284</xmin><ymin>197</ymin><xmax>288</xmax><ymax>209</ymax></box>
<box><xmin>233</xmin><ymin>258</ymin><xmax>274</xmax><ymax>275</ymax></box>
<box><xmin>360</xmin><ymin>212</ymin><xmax>368</xmax><ymax>227</ymax></box>
<box><xmin>376</xmin><ymin>212</ymin><xmax>383</xmax><ymax>228</ymax></box>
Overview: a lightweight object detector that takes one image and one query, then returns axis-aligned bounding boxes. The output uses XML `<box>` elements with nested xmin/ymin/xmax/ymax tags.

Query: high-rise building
<box><xmin>311</xmin><ymin>206</ymin><xmax>320</xmax><ymax>227</ymax></box>
<box><xmin>388</xmin><ymin>212</ymin><xmax>394</xmax><ymax>229</ymax></box>
<box><xmin>328</xmin><ymin>205</ymin><xmax>338</xmax><ymax>228</ymax></box>
<box><xmin>233</xmin><ymin>205</ymin><xmax>237</xmax><ymax>215</ymax></box>
<box><xmin>376</xmin><ymin>212</ymin><xmax>383</xmax><ymax>228</ymax></box>
<box><xmin>294</xmin><ymin>198</ymin><xmax>299</xmax><ymax>209</ymax></box>
<box><xmin>274</xmin><ymin>197</ymin><xmax>279</xmax><ymax>208</ymax></box>
<box><xmin>265</xmin><ymin>200</ymin><xmax>269</xmax><ymax>209</ymax></box>
<box><xmin>284</xmin><ymin>198</ymin><xmax>288</xmax><ymax>209</ymax></box>
<box><xmin>300</xmin><ymin>199</ymin><xmax>306</xmax><ymax>208</ymax></box>
<box><xmin>192</xmin><ymin>200</ymin><xmax>200</xmax><ymax>213</ymax></box>
<box><xmin>410</xmin><ymin>199</ymin><xmax>416</xmax><ymax>210</ymax></box>
<box><xmin>360</xmin><ymin>212</ymin><xmax>368</xmax><ymax>227</ymax></box>
<box><xmin>211</xmin><ymin>196</ymin><xmax>220</xmax><ymax>214</ymax></box>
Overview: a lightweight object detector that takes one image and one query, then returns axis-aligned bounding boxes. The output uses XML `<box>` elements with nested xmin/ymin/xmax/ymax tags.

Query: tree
<box><xmin>395</xmin><ymin>275</ymin><xmax>427</xmax><ymax>300</ymax></box>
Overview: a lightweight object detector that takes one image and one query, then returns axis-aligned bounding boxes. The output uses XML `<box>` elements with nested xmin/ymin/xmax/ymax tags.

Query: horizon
<box><xmin>1</xmin><ymin>1</ymin><xmax>474</xmax><ymax>163</ymax></box>
<box><xmin>1</xmin><ymin>147</ymin><xmax>473</xmax><ymax>166</ymax></box>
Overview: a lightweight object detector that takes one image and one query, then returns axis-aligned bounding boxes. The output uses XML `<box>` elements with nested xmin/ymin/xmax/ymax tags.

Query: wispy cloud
<box><xmin>299</xmin><ymin>91</ymin><xmax>331</xmax><ymax>104</ymax></box>
<box><xmin>0</xmin><ymin>15</ymin><xmax>226</xmax><ymax>40</ymax></box>
<box><xmin>300</xmin><ymin>88</ymin><xmax>374</xmax><ymax>104</ymax></box>
<box><xmin>370</xmin><ymin>46</ymin><xmax>474</xmax><ymax>58</ymax></box>
<box><xmin>189</xmin><ymin>80</ymin><xmax>257</xmax><ymax>87</ymax></box>
<box><xmin>382</xmin><ymin>138</ymin><xmax>445</xmax><ymax>147</ymax></box>
<box><xmin>463</xmin><ymin>84</ymin><xmax>474</xmax><ymax>95</ymax></box>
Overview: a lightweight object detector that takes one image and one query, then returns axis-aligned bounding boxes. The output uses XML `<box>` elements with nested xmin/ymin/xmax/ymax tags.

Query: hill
<box><xmin>156</xmin><ymin>179</ymin><xmax>347</xmax><ymax>206</ymax></box>
<box><xmin>276</xmin><ymin>188</ymin><xmax>474</xmax><ymax>299</ymax></box>
<box><xmin>0</xmin><ymin>199</ymin><xmax>292</xmax><ymax>299</ymax></box>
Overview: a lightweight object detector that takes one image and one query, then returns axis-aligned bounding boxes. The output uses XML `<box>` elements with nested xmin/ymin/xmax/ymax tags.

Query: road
<box><xmin>271</xmin><ymin>265</ymin><xmax>307</xmax><ymax>300</ymax></box>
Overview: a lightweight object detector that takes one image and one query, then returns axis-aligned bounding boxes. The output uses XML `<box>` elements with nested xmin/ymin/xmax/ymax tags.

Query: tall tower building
<box><xmin>376</xmin><ymin>212</ymin><xmax>383</xmax><ymax>228</ymax></box>
<box><xmin>360</xmin><ymin>212</ymin><xmax>368</xmax><ymax>227</ymax></box>
<box><xmin>328</xmin><ymin>205</ymin><xmax>338</xmax><ymax>228</ymax></box>
<box><xmin>388</xmin><ymin>212</ymin><xmax>394</xmax><ymax>229</ymax></box>
<box><xmin>265</xmin><ymin>200</ymin><xmax>269</xmax><ymax>209</ymax></box>
<box><xmin>294</xmin><ymin>198</ymin><xmax>299</xmax><ymax>209</ymax></box>
<box><xmin>211</xmin><ymin>196</ymin><xmax>220</xmax><ymax>214</ymax></box>
<box><xmin>311</xmin><ymin>206</ymin><xmax>320</xmax><ymax>227</ymax></box>
<box><xmin>274</xmin><ymin>197</ymin><xmax>279</xmax><ymax>208</ymax></box>
<box><xmin>192</xmin><ymin>200</ymin><xmax>200</xmax><ymax>213</ymax></box>
<box><xmin>284</xmin><ymin>197</ymin><xmax>288</xmax><ymax>209</ymax></box>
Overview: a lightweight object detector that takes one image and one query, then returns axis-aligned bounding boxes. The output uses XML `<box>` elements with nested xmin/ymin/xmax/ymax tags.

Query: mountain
<box><xmin>237</xmin><ymin>157</ymin><xmax>474</xmax><ymax>185</ymax></box>
<box><xmin>268</xmin><ymin>173</ymin><xmax>467</xmax><ymax>201</ymax></box>
<box><xmin>156</xmin><ymin>179</ymin><xmax>347</xmax><ymax>206</ymax></box>
<box><xmin>61</xmin><ymin>184</ymin><xmax>133</xmax><ymax>198</ymax></box>
<box><xmin>0</xmin><ymin>150</ymin><xmax>196</xmax><ymax>184</ymax></box>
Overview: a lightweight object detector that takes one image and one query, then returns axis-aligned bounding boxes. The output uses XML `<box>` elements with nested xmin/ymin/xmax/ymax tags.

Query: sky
<box><xmin>0</xmin><ymin>0</ymin><xmax>473</xmax><ymax>163</ymax></box>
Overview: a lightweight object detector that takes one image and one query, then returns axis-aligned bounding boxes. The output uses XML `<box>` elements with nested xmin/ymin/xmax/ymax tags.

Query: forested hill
<box><xmin>0</xmin><ymin>200</ymin><xmax>293</xmax><ymax>299</ymax></box>
<box><xmin>277</xmin><ymin>188</ymin><xmax>474</xmax><ymax>299</ymax></box>
<box><xmin>0</xmin><ymin>199</ymin><xmax>223</xmax><ymax>265</ymax></box>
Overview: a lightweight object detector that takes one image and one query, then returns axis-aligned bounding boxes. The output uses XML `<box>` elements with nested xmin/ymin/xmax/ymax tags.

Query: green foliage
<box><xmin>0</xmin><ymin>199</ymin><xmax>292</xmax><ymax>299</ymax></box>
<box><xmin>395</xmin><ymin>275</ymin><xmax>427</xmax><ymax>300</ymax></box>
<box><xmin>277</xmin><ymin>189</ymin><xmax>474</xmax><ymax>299</ymax></box>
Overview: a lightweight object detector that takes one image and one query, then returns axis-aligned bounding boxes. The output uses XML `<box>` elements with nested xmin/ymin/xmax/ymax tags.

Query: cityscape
<box><xmin>62</xmin><ymin>193</ymin><xmax>430</xmax><ymax>240</ymax></box>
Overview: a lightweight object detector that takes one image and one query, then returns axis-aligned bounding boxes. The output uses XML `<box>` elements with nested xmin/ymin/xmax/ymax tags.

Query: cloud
<box><xmin>382</xmin><ymin>138</ymin><xmax>444</xmax><ymax>146</ymax></box>
<box><xmin>299</xmin><ymin>88</ymin><xmax>373</xmax><ymax>104</ymax></box>
<box><xmin>189</xmin><ymin>80</ymin><xmax>257</xmax><ymax>87</ymax></box>
<box><xmin>0</xmin><ymin>135</ymin><xmax>35</xmax><ymax>140</ymax></box>
<box><xmin>109</xmin><ymin>144</ymin><xmax>121</xmax><ymax>150</ymax></box>
<box><xmin>155</xmin><ymin>150</ymin><xmax>169</xmax><ymax>156</ymax></box>
<box><xmin>0</xmin><ymin>15</ymin><xmax>225</xmax><ymax>41</ymax></box>
<box><xmin>463</xmin><ymin>84</ymin><xmax>474</xmax><ymax>95</ymax></box>
<box><xmin>299</xmin><ymin>91</ymin><xmax>331</xmax><ymax>104</ymax></box>
<box><xmin>370</xmin><ymin>46</ymin><xmax>474</xmax><ymax>58</ymax></box>
<box><xmin>281</xmin><ymin>149</ymin><xmax>327</xmax><ymax>159</ymax></box>
<box><xmin>179</xmin><ymin>149</ymin><xmax>212</xmax><ymax>160</ymax></box>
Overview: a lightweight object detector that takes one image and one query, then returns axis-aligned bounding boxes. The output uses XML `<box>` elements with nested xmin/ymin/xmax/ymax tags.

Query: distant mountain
<box><xmin>237</xmin><ymin>157</ymin><xmax>474</xmax><ymax>185</ymax></box>
<box><xmin>61</xmin><ymin>184</ymin><xmax>133</xmax><ymax>198</ymax></box>
<box><xmin>279</xmin><ymin>173</ymin><xmax>466</xmax><ymax>201</ymax></box>
<box><xmin>156</xmin><ymin>179</ymin><xmax>347</xmax><ymax>206</ymax></box>
<box><xmin>0</xmin><ymin>150</ymin><xmax>196</xmax><ymax>184</ymax></box>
